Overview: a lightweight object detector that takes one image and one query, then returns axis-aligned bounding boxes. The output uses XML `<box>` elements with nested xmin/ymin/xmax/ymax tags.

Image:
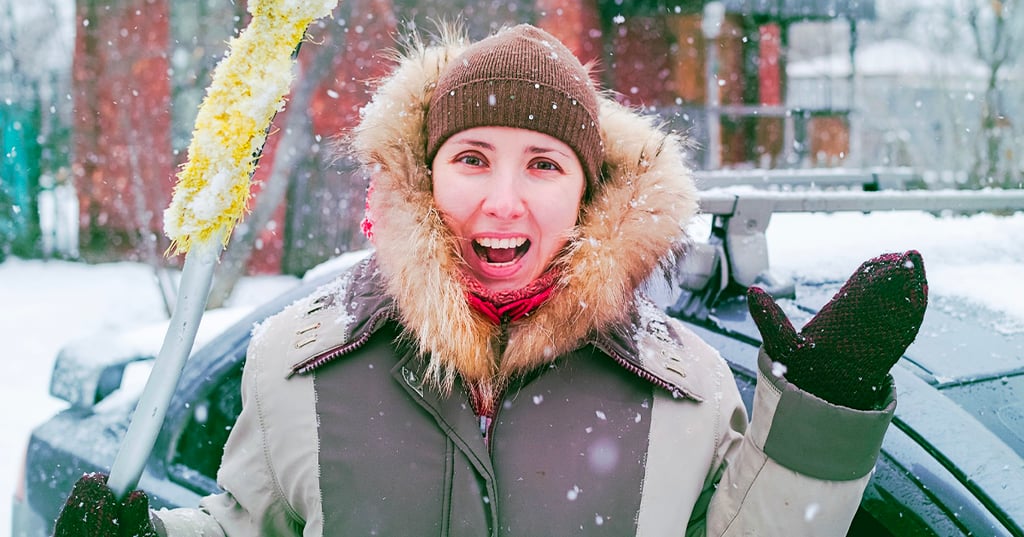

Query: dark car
<box><xmin>13</xmin><ymin>187</ymin><xmax>1024</xmax><ymax>537</ymax></box>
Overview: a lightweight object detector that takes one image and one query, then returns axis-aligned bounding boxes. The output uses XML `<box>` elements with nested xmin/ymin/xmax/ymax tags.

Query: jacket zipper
<box><xmin>496</xmin><ymin>313</ymin><xmax>511</xmax><ymax>359</ymax></box>
<box><xmin>478</xmin><ymin>313</ymin><xmax>513</xmax><ymax>448</ymax></box>
<box><xmin>480</xmin><ymin>385</ymin><xmax>504</xmax><ymax>450</ymax></box>
<box><xmin>590</xmin><ymin>338</ymin><xmax>687</xmax><ymax>399</ymax></box>
<box><xmin>288</xmin><ymin>309</ymin><xmax>393</xmax><ymax>377</ymax></box>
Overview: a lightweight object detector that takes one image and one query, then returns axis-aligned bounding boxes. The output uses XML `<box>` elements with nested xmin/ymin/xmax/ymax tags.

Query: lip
<box><xmin>466</xmin><ymin>233</ymin><xmax>532</xmax><ymax>282</ymax></box>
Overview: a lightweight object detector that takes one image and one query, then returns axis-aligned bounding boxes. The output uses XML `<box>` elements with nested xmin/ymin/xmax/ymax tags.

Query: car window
<box><xmin>170</xmin><ymin>367</ymin><xmax>243</xmax><ymax>487</ymax></box>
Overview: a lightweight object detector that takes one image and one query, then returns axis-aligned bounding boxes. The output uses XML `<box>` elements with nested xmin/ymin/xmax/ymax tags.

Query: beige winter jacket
<box><xmin>152</xmin><ymin>27</ymin><xmax>894</xmax><ymax>536</ymax></box>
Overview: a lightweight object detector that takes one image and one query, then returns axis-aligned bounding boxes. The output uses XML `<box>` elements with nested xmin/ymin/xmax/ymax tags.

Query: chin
<box><xmin>479</xmin><ymin>276</ymin><xmax>529</xmax><ymax>293</ymax></box>
<box><xmin>479</xmin><ymin>266</ymin><xmax>540</xmax><ymax>292</ymax></box>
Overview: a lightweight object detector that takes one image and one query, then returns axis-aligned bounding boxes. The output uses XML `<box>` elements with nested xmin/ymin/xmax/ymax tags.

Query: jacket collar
<box><xmin>292</xmin><ymin>256</ymin><xmax>705</xmax><ymax>401</ymax></box>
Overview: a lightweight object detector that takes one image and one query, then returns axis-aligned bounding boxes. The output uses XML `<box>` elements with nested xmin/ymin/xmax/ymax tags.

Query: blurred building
<box><xmin>788</xmin><ymin>37</ymin><xmax>1023</xmax><ymax>184</ymax></box>
<box><xmin>65</xmin><ymin>0</ymin><xmax>875</xmax><ymax>274</ymax></box>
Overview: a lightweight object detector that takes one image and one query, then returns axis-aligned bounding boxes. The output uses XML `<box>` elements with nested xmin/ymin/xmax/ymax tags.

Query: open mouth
<box><xmin>473</xmin><ymin>237</ymin><xmax>531</xmax><ymax>266</ymax></box>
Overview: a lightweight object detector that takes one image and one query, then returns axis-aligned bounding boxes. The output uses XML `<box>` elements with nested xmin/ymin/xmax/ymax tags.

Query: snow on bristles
<box><xmin>163</xmin><ymin>0</ymin><xmax>338</xmax><ymax>255</ymax></box>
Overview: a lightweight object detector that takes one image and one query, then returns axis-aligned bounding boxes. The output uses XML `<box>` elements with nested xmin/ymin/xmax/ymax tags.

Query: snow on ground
<box><xmin>2</xmin><ymin>210</ymin><xmax>1023</xmax><ymax>531</ymax></box>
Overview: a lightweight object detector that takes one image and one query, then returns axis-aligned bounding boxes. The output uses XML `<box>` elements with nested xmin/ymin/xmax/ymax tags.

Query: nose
<box><xmin>481</xmin><ymin>171</ymin><xmax>526</xmax><ymax>220</ymax></box>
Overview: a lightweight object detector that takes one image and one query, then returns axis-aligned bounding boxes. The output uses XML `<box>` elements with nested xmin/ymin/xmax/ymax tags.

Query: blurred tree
<box><xmin>967</xmin><ymin>0</ymin><xmax>1021</xmax><ymax>188</ymax></box>
<box><xmin>846</xmin><ymin>1</ymin><xmax>1020</xmax><ymax>185</ymax></box>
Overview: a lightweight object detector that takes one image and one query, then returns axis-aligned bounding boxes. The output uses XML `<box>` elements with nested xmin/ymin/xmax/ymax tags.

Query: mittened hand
<box><xmin>747</xmin><ymin>250</ymin><xmax>928</xmax><ymax>410</ymax></box>
<box><xmin>54</xmin><ymin>473</ymin><xmax>157</xmax><ymax>537</ymax></box>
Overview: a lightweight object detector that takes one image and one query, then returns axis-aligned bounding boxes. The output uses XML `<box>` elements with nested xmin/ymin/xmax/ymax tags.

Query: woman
<box><xmin>56</xmin><ymin>24</ymin><xmax>927</xmax><ymax>536</ymax></box>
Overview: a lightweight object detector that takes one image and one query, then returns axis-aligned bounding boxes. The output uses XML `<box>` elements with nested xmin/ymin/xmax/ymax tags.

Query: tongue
<box><xmin>486</xmin><ymin>247</ymin><xmax>517</xmax><ymax>264</ymax></box>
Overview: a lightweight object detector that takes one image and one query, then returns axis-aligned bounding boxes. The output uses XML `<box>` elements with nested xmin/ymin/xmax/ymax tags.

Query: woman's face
<box><xmin>432</xmin><ymin>126</ymin><xmax>586</xmax><ymax>292</ymax></box>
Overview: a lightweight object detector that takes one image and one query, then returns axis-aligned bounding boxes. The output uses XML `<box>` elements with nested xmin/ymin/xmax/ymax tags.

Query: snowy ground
<box><xmin>3</xmin><ymin>210</ymin><xmax>1024</xmax><ymax>532</ymax></box>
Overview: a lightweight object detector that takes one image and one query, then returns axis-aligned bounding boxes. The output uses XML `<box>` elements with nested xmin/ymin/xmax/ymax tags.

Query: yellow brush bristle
<box><xmin>163</xmin><ymin>0</ymin><xmax>338</xmax><ymax>255</ymax></box>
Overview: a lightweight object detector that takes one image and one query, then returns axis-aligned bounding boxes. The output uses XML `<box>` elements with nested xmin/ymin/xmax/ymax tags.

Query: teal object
<box><xmin>1</xmin><ymin>100</ymin><xmax>41</xmax><ymax>256</ymax></box>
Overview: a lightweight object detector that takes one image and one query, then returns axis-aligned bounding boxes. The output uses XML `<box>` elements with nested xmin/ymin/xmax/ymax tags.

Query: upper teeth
<box><xmin>476</xmin><ymin>237</ymin><xmax>527</xmax><ymax>249</ymax></box>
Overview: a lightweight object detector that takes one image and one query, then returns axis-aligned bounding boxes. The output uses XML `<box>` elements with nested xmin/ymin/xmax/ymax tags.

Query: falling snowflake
<box><xmin>566</xmin><ymin>485</ymin><xmax>581</xmax><ymax>501</ymax></box>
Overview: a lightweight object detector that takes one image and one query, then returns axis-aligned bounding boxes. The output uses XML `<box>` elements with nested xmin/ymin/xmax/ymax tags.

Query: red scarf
<box><xmin>461</xmin><ymin>269</ymin><xmax>559</xmax><ymax>324</ymax></box>
<box><xmin>462</xmin><ymin>271</ymin><xmax>560</xmax><ymax>434</ymax></box>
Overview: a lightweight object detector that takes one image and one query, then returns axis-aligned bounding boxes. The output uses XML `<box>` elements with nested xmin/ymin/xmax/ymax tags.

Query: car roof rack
<box><xmin>673</xmin><ymin>187</ymin><xmax>1024</xmax><ymax>320</ymax></box>
<box><xmin>694</xmin><ymin>167</ymin><xmax>916</xmax><ymax>191</ymax></box>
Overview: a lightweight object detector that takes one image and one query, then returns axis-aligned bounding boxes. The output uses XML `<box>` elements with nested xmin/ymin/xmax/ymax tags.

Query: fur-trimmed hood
<box><xmin>349</xmin><ymin>28</ymin><xmax>699</xmax><ymax>393</ymax></box>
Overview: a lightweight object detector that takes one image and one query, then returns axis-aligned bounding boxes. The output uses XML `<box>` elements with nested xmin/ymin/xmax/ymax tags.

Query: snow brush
<box><xmin>106</xmin><ymin>0</ymin><xmax>339</xmax><ymax>499</ymax></box>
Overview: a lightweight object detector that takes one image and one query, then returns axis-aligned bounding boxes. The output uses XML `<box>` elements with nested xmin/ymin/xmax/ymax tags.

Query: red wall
<box><xmin>73</xmin><ymin>0</ymin><xmax>173</xmax><ymax>251</ymax></box>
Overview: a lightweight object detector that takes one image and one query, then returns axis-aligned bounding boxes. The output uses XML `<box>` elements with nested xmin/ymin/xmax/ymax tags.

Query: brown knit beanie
<box><xmin>426</xmin><ymin>24</ymin><xmax>604</xmax><ymax>193</ymax></box>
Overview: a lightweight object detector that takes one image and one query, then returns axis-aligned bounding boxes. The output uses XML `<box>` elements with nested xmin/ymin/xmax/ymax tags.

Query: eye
<box><xmin>530</xmin><ymin>158</ymin><xmax>563</xmax><ymax>172</ymax></box>
<box><xmin>454</xmin><ymin>152</ymin><xmax>487</xmax><ymax>167</ymax></box>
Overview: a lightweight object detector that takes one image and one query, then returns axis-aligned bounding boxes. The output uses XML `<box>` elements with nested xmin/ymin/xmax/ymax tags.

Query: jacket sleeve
<box><xmin>689</xmin><ymin>348</ymin><xmax>895</xmax><ymax>536</ymax></box>
<box><xmin>150</xmin><ymin>313</ymin><xmax>323</xmax><ymax>536</ymax></box>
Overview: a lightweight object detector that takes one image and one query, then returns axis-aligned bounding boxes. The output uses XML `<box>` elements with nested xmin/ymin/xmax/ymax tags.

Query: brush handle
<box><xmin>107</xmin><ymin>239</ymin><xmax>220</xmax><ymax>499</ymax></box>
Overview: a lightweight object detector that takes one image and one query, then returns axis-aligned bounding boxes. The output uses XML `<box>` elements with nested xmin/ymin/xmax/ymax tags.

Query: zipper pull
<box><xmin>500</xmin><ymin>313</ymin><xmax>511</xmax><ymax>333</ymax></box>
<box><xmin>479</xmin><ymin>415</ymin><xmax>493</xmax><ymax>448</ymax></box>
<box><xmin>496</xmin><ymin>313</ymin><xmax>512</xmax><ymax>358</ymax></box>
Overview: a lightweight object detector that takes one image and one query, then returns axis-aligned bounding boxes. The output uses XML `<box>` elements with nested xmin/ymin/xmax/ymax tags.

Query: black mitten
<box><xmin>747</xmin><ymin>250</ymin><xmax>928</xmax><ymax>409</ymax></box>
<box><xmin>53</xmin><ymin>473</ymin><xmax>157</xmax><ymax>537</ymax></box>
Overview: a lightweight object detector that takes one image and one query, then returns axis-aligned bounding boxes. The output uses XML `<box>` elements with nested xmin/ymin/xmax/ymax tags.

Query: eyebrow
<box><xmin>449</xmin><ymin>138</ymin><xmax>495</xmax><ymax>151</ymax></box>
<box><xmin>448</xmin><ymin>137</ymin><xmax>572</xmax><ymax>159</ymax></box>
<box><xmin>526</xmin><ymin>145</ymin><xmax>572</xmax><ymax>159</ymax></box>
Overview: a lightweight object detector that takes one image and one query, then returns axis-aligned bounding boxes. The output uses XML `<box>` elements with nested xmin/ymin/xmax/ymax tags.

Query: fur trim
<box><xmin>350</xmin><ymin>27</ymin><xmax>699</xmax><ymax>393</ymax></box>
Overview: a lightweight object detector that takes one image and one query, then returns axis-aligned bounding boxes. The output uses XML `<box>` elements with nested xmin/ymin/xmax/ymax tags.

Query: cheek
<box><xmin>556</xmin><ymin>179</ymin><xmax>585</xmax><ymax>226</ymax></box>
<box><xmin>432</xmin><ymin>179</ymin><xmax>474</xmax><ymax>229</ymax></box>
<box><xmin>534</xmin><ymin>192</ymin><xmax>582</xmax><ymax>237</ymax></box>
